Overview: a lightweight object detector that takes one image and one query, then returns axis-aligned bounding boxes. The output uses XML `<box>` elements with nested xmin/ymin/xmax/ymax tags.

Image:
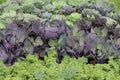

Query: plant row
<box><xmin>0</xmin><ymin>0</ymin><xmax>120</xmax><ymax>66</ymax></box>
<box><xmin>0</xmin><ymin>50</ymin><xmax>120</xmax><ymax>80</ymax></box>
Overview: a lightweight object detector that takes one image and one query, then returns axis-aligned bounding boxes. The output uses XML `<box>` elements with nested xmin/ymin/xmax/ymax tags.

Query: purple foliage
<box><xmin>0</xmin><ymin>1</ymin><xmax>120</xmax><ymax>65</ymax></box>
<box><xmin>61</xmin><ymin>5</ymin><xmax>76</xmax><ymax>15</ymax></box>
<box><xmin>0</xmin><ymin>19</ymin><xmax>68</xmax><ymax>65</ymax></box>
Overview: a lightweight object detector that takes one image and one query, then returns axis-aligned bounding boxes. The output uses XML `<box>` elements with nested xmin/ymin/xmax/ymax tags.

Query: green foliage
<box><xmin>0</xmin><ymin>0</ymin><xmax>6</xmax><ymax>4</ymax></box>
<box><xmin>109</xmin><ymin>0</ymin><xmax>120</xmax><ymax>11</ymax></box>
<box><xmin>0</xmin><ymin>0</ymin><xmax>118</xmax><ymax>29</ymax></box>
<box><xmin>0</xmin><ymin>0</ymin><xmax>89</xmax><ymax>29</ymax></box>
<box><xmin>66</xmin><ymin>13</ymin><xmax>82</xmax><ymax>22</ymax></box>
<box><xmin>52</xmin><ymin>1</ymin><xmax>67</xmax><ymax>9</ymax></box>
<box><xmin>67</xmin><ymin>0</ymin><xmax>85</xmax><ymax>6</ymax></box>
<box><xmin>0</xmin><ymin>0</ymin><xmax>120</xmax><ymax>79</ymax></box>
<box><xmin>3</xmin><ymin>4</ymin><xmax>19</xmax><ymax>12</ymax></box>
<box><xmin>0</xmin><ymin>49</ymin><xmax>120</xmax><ymax>80</ymax></box>
<box><xmin>65</xmin><ymin>13</ymin><xmax>82</xmax><ymax>26</ymax></box>
<box><xmin>0</xmin><ymin>22</ymin><xmax>5</xmax><ymax>29</ymax></box>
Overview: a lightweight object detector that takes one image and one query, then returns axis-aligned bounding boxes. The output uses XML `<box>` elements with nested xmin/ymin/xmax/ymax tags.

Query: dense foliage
<box><xmin>0</xmin><ymin>49</ymin><xmax>120</xmax><ymax>80</ymax></box>
<box><xmin>0</xmin><ymin>0</ymin><xmax>120</xmax><ymax>79</ymax></box>
<box><xmin>109</xmin><ymin>0</ymin><xmax>120</xmax><ymax>11</ymax></box>
<box><xmin>0</xmin><ymin>0</ymin><xmax>120</xmax><ymax>65</ymax></box>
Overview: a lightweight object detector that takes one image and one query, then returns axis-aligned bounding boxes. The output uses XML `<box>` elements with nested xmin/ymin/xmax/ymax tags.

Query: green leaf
<box><xmin>0</xmin><ymin>0</ymin><xmax>6</xmax><ymax>4</ymax></box>
<box><xmin>66</xmin><ymin>21</ymin><xmax>74</xmax><ymax>26</ymax></box>
<box><xmin>0</xmin><ymin>10</ymin><xmax>16</xmax><ymax>19</ymax></box>
<box><xmin>0</xmin><ymin>22</ymin><xmax>5</xmax><ymax>29</ymax></box>
<box><xmin>57</xmin><ymin>35</ymin><xmax>67</xmax><ymax>49</ymax></box>
<box><xmin>106</xmin><ymin>17</ymin><xmax>117</xmax><ymax>27</ymax></box>
<box><xmin>22</xmin><ymin>14</ymin><xmax>39</xmax><ymax>22</ymax></box>
<box><xmin>67</xmin><ymin>0</ymin><xmax>85</xmax><ymax>6</ymax></box>
<box><xmin>52</xmin><ymin>1</ymin><xmax>67</xmax><ymax>9</ymax></box>
<box><xmin>4</xmin><ymin>4</ymin><xmax>20</xmax><ymax>12</ymax></box>
<box><xmin>97</xmin><ymin>44</ymin><xmax>103</xmax><ymax>50</ymax></box>
<box><xmin>33</xmin><ymin>70</ymin><xmax>46</xmax><ymax>80</ymax></box>
<box><xmin>49</xmin><ymin>39</ymin><xmax>58</xmax><ymax>47</ymax></box>
<box><xmin>66</xmin><ymin>13</ymin><xmax>82</xmax><ymax>22</ymax></box>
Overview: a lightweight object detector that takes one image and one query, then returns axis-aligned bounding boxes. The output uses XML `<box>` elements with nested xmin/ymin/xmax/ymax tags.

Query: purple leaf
<box><xmin>31</xmin><ymin>21</ymin><xmax>41</xmax><ymax>35</ymax></box>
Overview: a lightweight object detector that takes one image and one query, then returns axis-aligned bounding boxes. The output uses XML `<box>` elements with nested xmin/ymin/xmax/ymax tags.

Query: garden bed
<box><xmin>0</xmin><ymin>0</ymin><xmax>120</xmax><ymax>80</ymax></box>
